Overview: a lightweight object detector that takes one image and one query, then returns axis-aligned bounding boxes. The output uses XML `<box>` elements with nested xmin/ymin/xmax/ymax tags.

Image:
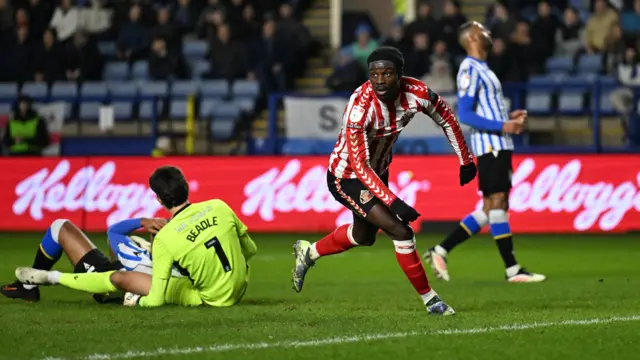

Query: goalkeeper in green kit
<box><xmin>15</xmin><ymin>166</ymin><xmax>257</xmax><ymax>308</ymax></box>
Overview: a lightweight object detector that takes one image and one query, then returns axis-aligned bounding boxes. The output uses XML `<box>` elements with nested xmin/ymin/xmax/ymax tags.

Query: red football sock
<box><xmin>314</xmin><ymin>224</ymin><xmax>355</xmax><ymax>257</ymax></box>
<box><xmin>394</xmin><ymin>240</ymin><xmax>431</xmax><ymax>295</ymax></box>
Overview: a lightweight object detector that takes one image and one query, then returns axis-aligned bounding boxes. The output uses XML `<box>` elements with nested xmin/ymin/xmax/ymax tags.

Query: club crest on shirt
<box><xmin>360</xmin><ymin>190</ymin><xmax>373</xmax><ymax>204</ymax></box>
<box><xmin>459</xmin><ymin>71</ymin><xmax>471</xmax><ymax>90</ymax></box>
<box><xmin>350</xmin><ymin>106</ymin><xmax>365</xmax><ymax>123</ymax></box>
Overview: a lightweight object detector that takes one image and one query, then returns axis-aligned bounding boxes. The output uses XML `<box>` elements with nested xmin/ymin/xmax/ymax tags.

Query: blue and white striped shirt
<box><xmin>456</xmin><ymin>56</ymin><xmax>514</xmax><ymax>156</ymax></box>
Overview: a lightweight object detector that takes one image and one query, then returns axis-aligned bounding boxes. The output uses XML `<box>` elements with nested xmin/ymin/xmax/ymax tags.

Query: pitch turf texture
<box><xmin>2</xmin><ymin>233</ymin><xmax>640</xmax><ymax>360</ymax></box>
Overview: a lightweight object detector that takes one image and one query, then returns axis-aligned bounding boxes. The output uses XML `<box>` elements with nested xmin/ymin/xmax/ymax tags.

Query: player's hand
<box><xmin>140</xmin><ymin>218</ymin><xmax>167</xmax><ymax>234</ymax></box>
<box><xmin>459</xmin><ymin>163</ymin><xmax>477</xmax><ymax>186</ymax></box>
<box><xmin>509</xmin><ymin>109</ymin><xmax>528</xmax><ymax>122</ymax></box>
<box><xmin>389</xmin><ymin>198</ymin><xmax>421</xmax><ymax>223</ymax></box>
<box><xmin>502</xmin><ymin>120</ymin><xmax>525</xmax><ymax>134</ymax></box>
<box><xmin>129</xmin><ymin>235</ymin><xmax>152</xmax><ymax>253</ymax></box>
<box><xmin>123</xmin><ymin>292</ymin><xmax>141</xmax><ymax>307</ymax></box>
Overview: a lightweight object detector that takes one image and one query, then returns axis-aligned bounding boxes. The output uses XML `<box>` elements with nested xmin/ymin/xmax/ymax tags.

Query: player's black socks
<box><xmin>440</xmin><ymin>225</ymin><xmax>471</xmax><ymax>253</ymax></box>
<box><xmin>495</xmin><ymin>236</ymin><xmax>518</xmax><ymax>268</ymax></box>
<box><xmin>32</xmin><ymin>247</ymin><xmax>56</xmax><ymax>271</ymax></box>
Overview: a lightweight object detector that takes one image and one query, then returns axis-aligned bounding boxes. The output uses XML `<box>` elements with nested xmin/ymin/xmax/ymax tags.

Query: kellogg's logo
<box><xmin>241</xmin><ymin>159</ymin><xmax>430</xmax><ymax>226</ymax></box>
<box><xmin>12</xmin><ymin>160</ymin><xmax>163</xmax><ymax>226</ymax></box>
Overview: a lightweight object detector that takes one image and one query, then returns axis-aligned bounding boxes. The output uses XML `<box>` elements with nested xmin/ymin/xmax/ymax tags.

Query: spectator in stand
<box><xmin>236</xmin><ymin>4</ymin><xmax>261</xmax><ymax>43</ymax></box>
<box><xmin>531</xmin><ymin>0</ymin><xmax>559</xmax><ymax>67</ymax></box>
<box><xmin>326</xmin><ymin>50</ymin><xmax>366</xmax><ymax>92</ymax></box>
<box><xmin>26</xmin><ymin>0</ymin><xmax>53</xmax><ymax>42</ymax></box>
<box><xmin>117</xmin><ymin>4</ymin><xmax>150</xmax><ymax>63</ymax></box>
<box><xmin>64</xmin><ymin>30</ymin><xmax>103</xmax><ymax>82</ymax></box>
<box><xmin>382</xmin><ymin>17</ymin><xmax>411</xmax><ymax>57</ymax></box>
<box><xmin>15</xmin><ymin>8</ymin><xmax>30</xmax><ymax>38</ymax></box>
<box><xmin>174</xmin><ymin>0</ymin><xmax>198</xmax><ymax>34</ymax></box>
<box><xmin>605</xmin><ymin>23</ymin><xmax>628</xmax><ymax>72</ymax></box>
<box><xmin>509</xmin><ymin>21</ymin><xmax>534</xmax><ymax>81</ymax></box>
<box><xmin>226</xmin><ymin>0</ymin><xmax>246</xmax><ymax>29</ymax></box>
<box><xmin>5</xmin><ymin>27</ymin><xmax>34</xmax><ymax>83</ymax></box>
<box><xmin>251</xmin><ymin>19</ymin><xmax>290</xmax><ymax>92</ymax></box>
<box><xmin>196</xmin><ymin>0</ymin><xmax>225</xmax><ymax>39</ymax></box>
<box><xmin>405</xmin><ymin>32</ymin><xmax>431</xmax><ymax>78</ymax></box>
<box><xmin>421</xmin><ymin>59</ymin><xmax>455</xmax><ymax>93</ymax></box>
<box><xmin>430</xmin><ymin>40</ymin><xmax>451</xmax><ymax>69</ymax></box>
<box><xmin>3</xmin><ymin>95</ymin><xmax>50</xmax><ymax>156</ymax></box>
<box><xmin>438</xmin><ymin>0</ymin><xmax>467</xmax><ymax>55</ymax></box>
<box><xmin>350</xmin><ymin>24</ymin><xmax>378</xmax><ymax>70</ymax></box>
<box><xmin>404</xmin><ymin>2</ymin><xmax>437</xmax><ymax>41</ymax></box>
<box><xmin>33</xmin><ymin>28</ymin><xmax>64</xmax><ymax>84</ymax></box>
<box><xmin>487</xmin><ymin>37</ymin><xmax>510</xmax><ymax>81</ymax></box>
<box><xmin>201</xmin><ymin>9</ymin><xmax>225</xmax><ymax>43</ymax></box>
<box><xmin>206</xmin><ymin>24</ymin><xmax>248</xmax><ymax>83</ymax></box>
<box><xmin>148</xmin><ymin>37</ymin><xmax>178</xmax><ymax>80</ymax></box>
<box><xmin>153</xmin><ymin>6</ymin><xmax>182</xmax><ymax>54</ymax></box>
<box><xmin>277</xmin><ymin>2</ymin><xmax>312</xmax><ymax>80</ymax></box>
<box><xmin>610</xmin><ymin>47</ymin><xmax>640</xmax><ymax>142</ymax></box>
<box><xmin>585</xmin><ymin>0</ymin><xmax>619</xmax><ymax>53</ymax></box>
<box><xmin>555</xmin><ymin>6</ymin><xmax>584</xmax><ymax>57</ymax></box>
<box><xmin>49</xmin><ymin>0</ymin><xmax>78</xmax><ymax>43</ymax></box>
<box><xmin>620</xmin><ymin>0</ymin><xmax>640</xmax><ymax>34</ymax></box>
<box><xmin>488</xmin><ymin>3</ymin><xmax>515</xmax><ymax>40</ymax></box>
<box><xmin>78</xmin><ymin>0</ymin><xmax>113</xmax><ymax>40</ymax></box>
<box><xmin>0</xmin><ymin>0</ymin><xmax>14</xmax><ymax>42</ymax></box>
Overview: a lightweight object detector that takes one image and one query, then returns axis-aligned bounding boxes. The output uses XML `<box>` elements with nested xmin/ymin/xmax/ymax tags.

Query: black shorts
<box><xmin>477</xmin><ymin>150</ymin><xmax>513</xmax><ymax>195</ymax></box>
<box><xmin>327</xmin><ymin>170</ymin><xmax>388</xmax><ymax>218</ymax></box>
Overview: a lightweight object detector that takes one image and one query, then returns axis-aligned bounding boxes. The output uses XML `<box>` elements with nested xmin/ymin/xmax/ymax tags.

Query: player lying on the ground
<box><xmin>292</xmin><ymin>46</ymin><xmax>477</xmax><ymax>315</ymax></box>
<box><xmin>16</xmin><ymin>165</ymin><xmax>257</xmax><ymax>308</ymax></box>
<box><xmin>423</xmin><ymin>21</ymin><xmax>545</xmax><ymax>283</ymax></box>
<box><xmin>1</xmin><ymin>217</ymin><xmax>174</xmax><ymax>303</ymax></box>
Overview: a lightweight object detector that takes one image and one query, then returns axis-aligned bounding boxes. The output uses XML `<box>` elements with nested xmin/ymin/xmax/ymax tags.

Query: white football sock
<box><xmin>47</xmin><ymin>271</ymin><xmax>61</xmax><ymax>284</ymax></box>
<box><xmin>506</xmin><ymin>264</ymin><xmax>522</xmax><ymax>277</ymax></box>
<box><xmin>420</xmin><ymin>289</ymin><xmax>437</xmax><ymax>304</ymax></box>
<box><xmin>23</xmin><ymin>284</ymin><xmax>37</xmax><ymax>290</ymax></box>
<box><xmin>309</xmin><ymin>243</ymin><xmax>320</xmax><ymax>261</ymax></box>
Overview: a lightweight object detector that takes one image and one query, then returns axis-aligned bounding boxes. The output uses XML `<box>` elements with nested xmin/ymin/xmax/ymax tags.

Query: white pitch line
<box><xmin>42</xmin><ymin>315</ymin><xmax>640</xmax><ymax>360</ymax></box>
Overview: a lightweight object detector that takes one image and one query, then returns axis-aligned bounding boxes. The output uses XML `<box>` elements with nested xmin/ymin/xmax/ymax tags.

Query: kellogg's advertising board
<box><xmin>0</xmin><ymin>155</ymin><xmax>639</xmax><ymax>233</ymax></box>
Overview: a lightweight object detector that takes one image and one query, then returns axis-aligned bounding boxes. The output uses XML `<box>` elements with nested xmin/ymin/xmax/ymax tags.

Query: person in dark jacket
<box><xmin>33</xmin><ymin>28</ymin><xmax>64</xmax><ymax>83</ymax></box>
<box><xmin>3</xmin><ymin>95</ymin><xmax>50</xmax><ymax>156</ymax></box>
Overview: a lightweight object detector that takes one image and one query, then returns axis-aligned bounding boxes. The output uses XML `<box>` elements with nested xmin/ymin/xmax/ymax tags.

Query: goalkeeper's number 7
<box><xmin>204</xmin><ymin>236</ymin><xmax>232</xmax><ymax>272</ymax></box>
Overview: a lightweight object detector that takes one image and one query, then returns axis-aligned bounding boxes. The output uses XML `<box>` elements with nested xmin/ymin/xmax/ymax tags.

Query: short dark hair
<box><xmin>149</xmin><ymin>166</ymin><xmax>189</xmax><ymax>209</ymax></box>
<box><xmin>367</xmin><ymin>46</ymin><xmax>405</xmax><ymax>74</ymax></box>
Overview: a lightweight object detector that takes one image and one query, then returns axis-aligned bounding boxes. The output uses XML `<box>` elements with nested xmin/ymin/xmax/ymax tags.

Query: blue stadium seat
<box><xmin>598</xmin><ymin>75</ymin><xmax>618</xmax><ymax>86</ymax></box>
<box><xmin>0</xmin><ymin>103</ymin><xmax>12</xmax><ymax>114</ymax></box>
<box><xmin>170</xmin><ymin>99</ymin><xmax>188</xmax><ymax>118</ymax></box>
<box><xmin>139</xmin><ymin>81</ymin><xmax>168</xmax><ymax>96</ymax></box>
<box><xmin>21</xmin><ymin>83</ymin><xmax>48</xmax><ymax>98</ymax></box>
<box><xmin>97</xmin><ymin>42</ymin><xmax>117</xmax><ymax>58</ymax></box>
<box><xmin>139</xmin><ymin>100</ymin><xmax>161</xmax><ymax>119</ymax></box>
<box><xmin>0</xmin><ymin>83</ymin><xmax>18</xmax><ymax>99</ymax></box>
<box><xmin>103</xmin><ymin>62</ymin><xmax>129</xmax><ymax>80</ymax></box>
<box><xmin>598</xmin><ymin>91</ymin><xmax>615</xmax><ymax>115</ymax></box>
<box><xmin>236</xmin><ymin>98</ymin><xmax>255</xmax><ymax>112</ymax></box>
<box><xmin>200</xmin><ymin>80</ymin><xmax>229</xmax><ymax>98</ymax></box>
<box><xmin>107</xmin><ymin>81</ymin><xmax>138</xmax><ymax>97</ymax></box>
<box><xmin>171</xmin><ymin>80</ymin><xmax>200</xmax><ymax>97</ymax></box>
<box><xmin>81</xmin><ymin>82</ymin><xmax>108</xmax><ymax>98</ymax></box>
<box><xmin>545</xmin><ymin>56</ymin><xmax>573</xmax><ymax>74</ymax></box>
<box><xmin>112</xmin><ymin>101</ymin><xmax>133</xmax><ymax>121</ymax></box>
<box><xmin>528</xmin><ymin>75</ymin><xmax>558</xmax><ymax>87</ymax></box>
<box><xmin>191</xmin><ymin>60</ymin><xmax>210</xmax><ymax>79</ymax></box>
<box><xmin>558</xmin><ymin>93</ymin><xmax>584</xmax><ymax>112</ymax></box>
<box><xmin>79</xmin><ymin>102</ymin><xmax>103</xmax><ymax>121</ymax></box>
<box><xmin>183</xmin><ymin>41</ymin><xmax>208</xmax><ymax>58</ymax></box>
<box><xmin>211</xmin><ymin>119</ymin><xmax>236</xmax><ymax>141</ymax></box>
<box><xmin>282</xmin><ymin>139</ymin><xmax>315</xmax><ymax>155</ymax></box>
<box><xmin>131</xmin><ymin>61</ymin><xmax>149</xmax><ymax>80</ymax></box>
<box><xmin>51</xmin><ymin>82</ymin><xmax>78</xmax><ymax>98</ymax></box>
<box><xmin>526</xmin><ymin>93</ymin><xmax>552</xmax><ymax>114</ymax></box>
<box><xmin>577</xmin><ymin>54</ymin><xmax>603</xmax><ymax>74</ymax></box>
<box><xmin>232</xmin><ymin>80</ymin><xmax>259</xmax><ymax>98</ymax></box>
<box><xmin>211</xmin><ymin>102</ymin><xmax>240</xmax><ymax>120</ymax></box>
<box><xmin>199</xmin><ymin>98</ymin><xmax>219</xmax><ymax>117</ymax></box>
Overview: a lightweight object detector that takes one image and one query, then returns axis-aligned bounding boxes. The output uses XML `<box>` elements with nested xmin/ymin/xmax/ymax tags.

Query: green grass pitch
<box><xmin>1</xmin><ymin>232</ymin><xmax>640</xmax><ymax>360</ymax></box>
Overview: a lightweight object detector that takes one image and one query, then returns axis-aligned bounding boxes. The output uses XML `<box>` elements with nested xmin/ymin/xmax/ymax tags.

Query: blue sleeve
<box><xmin>107</xmin><ymin>218</ymin><xmax>142</xmax><ymax>255</ymax></box>
<box><xmin>457</xmin><ymin>66</ymin><xmax>505</xmax><ymax>132</ymax></box>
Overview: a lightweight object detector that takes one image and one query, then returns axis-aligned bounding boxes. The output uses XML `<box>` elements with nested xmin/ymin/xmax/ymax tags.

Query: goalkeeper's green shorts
<box><xmin>163</xmin><ymin>277</ymin><xmax>203</xmax><ymax>306</ymax></box>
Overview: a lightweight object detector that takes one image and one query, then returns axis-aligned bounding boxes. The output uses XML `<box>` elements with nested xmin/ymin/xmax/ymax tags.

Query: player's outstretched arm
<box><xmin>107</xmin><ymin>218</ymin><xmax>143</xmax><ymax>256</ymax></box>
<box><xmin>138</xmin><ymin>236</ymin><xmax>173</xmax><ymax>308</ymax></box>
<box><xmin>455</xmin><ymin>66</ymin><xmax>504</xmax><ymax>132</ymax></box>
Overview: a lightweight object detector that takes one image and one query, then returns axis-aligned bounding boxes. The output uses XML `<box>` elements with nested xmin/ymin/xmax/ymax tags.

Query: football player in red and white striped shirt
<box><xmin>292</xmin><ymin>47</ymin><xmax>477</xmax><ymax>315</ymax></box>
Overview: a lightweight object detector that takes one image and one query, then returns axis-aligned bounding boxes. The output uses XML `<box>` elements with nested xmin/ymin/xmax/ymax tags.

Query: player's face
<box><xmin>369</xmin><ymin>67</ymin><xmax>398</xmax><ymax>101</ymax></box>
<box><xmin>475</xmin><ymin>25</ymin><xmax>493</xmax><ymax>53</ymax></box>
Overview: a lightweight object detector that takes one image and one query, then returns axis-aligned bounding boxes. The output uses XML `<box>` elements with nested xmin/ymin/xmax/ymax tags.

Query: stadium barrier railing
<box><xmin>1</xmin><ymin>154</ymin><xmax>638</xmax><ymax>233</ymax></box>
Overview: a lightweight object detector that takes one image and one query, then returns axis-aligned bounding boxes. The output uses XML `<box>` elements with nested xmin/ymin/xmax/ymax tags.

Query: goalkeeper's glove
<box><xmin>459</xmin><ymin>163</ymin><xmax>477</xmax><ymax>186</ymax></box>
<box><xmin>123</xmin><ymin>292</ymin><xmax>141</xmax><ymax>307</ymax></box>
<box><xmin>389</xmin><ymin>198</ymin><xmax>421</xmax><ymax>223</ymax></box>
<box><xmin>129</xmin><ymin>235</ymin><xmax>152</xmax><ymax>253</ymax></box>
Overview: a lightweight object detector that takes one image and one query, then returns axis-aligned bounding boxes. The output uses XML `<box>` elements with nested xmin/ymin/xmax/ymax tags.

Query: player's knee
<box><xmin>50</xmin><ymin>219</ymin><xmax>69</xmax><ymax>242</ymax></box>
<box><xmin>354</xmin><ymin>233</ymin><xmax>376</xmax><ymax>246</ymax></box>
<box><xmin>488</xmin><ymin>193</ymin><xmax>507</xmax><ymax>210</ymax></box>
<box><xmin>109</xmin><ymin>271</ymin><xmax>125</xmax><ymax>290</ymax></box>
<box><xmin>387</xmin><ymin>224</ymin><xmax>413</xmax><ymax>241</ymax></box>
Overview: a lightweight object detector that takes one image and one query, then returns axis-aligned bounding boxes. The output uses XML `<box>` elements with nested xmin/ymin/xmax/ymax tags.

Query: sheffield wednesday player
<box><xmin>424</xmin><ymin>21</ymin><xmax>546</xmax><ymax>283</ymax></box>
<box><xmin>16</xmin><ymin>166</ymin><xmax>257</xmax><ymax>307</ymax></box>
<box><xmin>292</xmin><ymin>46</ymin><xmax>478</xmax><ymax>315</ymax></box>
<box><xmin>1</xmin><ymin>217</ymin><xmax>170</xmax><ymax>303</ymax></box>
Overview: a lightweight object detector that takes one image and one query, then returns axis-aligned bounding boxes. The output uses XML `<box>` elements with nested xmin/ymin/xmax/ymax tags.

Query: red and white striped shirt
<box><xmin>328</xmin><ymin>77</ymin><xmax>473</xmax><ymax>206</ymax></box>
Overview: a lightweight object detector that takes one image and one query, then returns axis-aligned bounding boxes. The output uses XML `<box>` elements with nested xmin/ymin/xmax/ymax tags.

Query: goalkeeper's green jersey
<box><xmin>139</xmin><ymin>199</ymin><xmax>257</xmax><ymax>307</ymax></box>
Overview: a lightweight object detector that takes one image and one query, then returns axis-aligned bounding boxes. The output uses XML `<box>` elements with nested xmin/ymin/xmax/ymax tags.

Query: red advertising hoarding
<box><xmin>0</xmin><ymin>155</ymin><xmax>638</xmax><ymax>233</ymax></box>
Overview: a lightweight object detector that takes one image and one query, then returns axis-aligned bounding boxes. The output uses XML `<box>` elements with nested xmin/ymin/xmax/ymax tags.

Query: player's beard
<box><xmin>482</xmin><ymin>35</ymin><xmax>493</xmax><ymax>53</ymax></box>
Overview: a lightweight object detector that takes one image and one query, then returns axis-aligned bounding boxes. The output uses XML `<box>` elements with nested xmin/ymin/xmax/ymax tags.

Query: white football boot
<box><xmin>15</xmin><ymin>267</ymin><xmax>55</xmax><ymax>286</ymax></box>
<box><xmin>292</xmin><ymin>240</ymin><xmax>315</xmax><ymax>293</ymax></box>
<box><xmin>507</xmin><ymin>267</ymin><xmax>546</xmax><ymax>283</ymax></box>
<box><xmin>423</xmin><ymin>248</ymin><xmax>451</xmax><ymax>281</ymax></box>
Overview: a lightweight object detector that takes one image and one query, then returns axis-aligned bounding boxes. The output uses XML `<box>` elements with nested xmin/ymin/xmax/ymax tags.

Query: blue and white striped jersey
<box><xmin>456</xmin><ymin>56</ymin><xmax>514</xmax><ymax>156</ymax></box>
